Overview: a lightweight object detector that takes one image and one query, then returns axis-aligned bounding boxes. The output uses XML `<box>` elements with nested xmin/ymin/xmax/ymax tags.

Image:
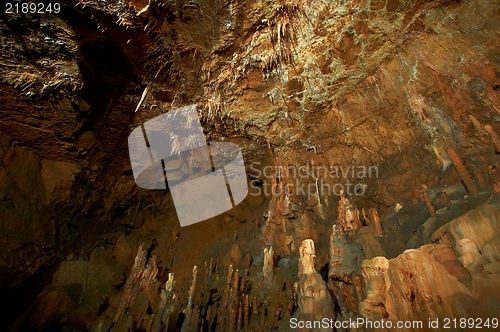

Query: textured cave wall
<box><xmin>1</xmin><ymin>0</ymin><xmax>500</xmax><ymax>329</ymax></box>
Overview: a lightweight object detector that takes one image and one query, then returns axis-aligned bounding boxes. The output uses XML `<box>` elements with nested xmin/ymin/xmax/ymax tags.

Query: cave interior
<box><xmin>1</xmin><ymin>0</ymin><xmax>500</xmax><ymax>331</ymax></box>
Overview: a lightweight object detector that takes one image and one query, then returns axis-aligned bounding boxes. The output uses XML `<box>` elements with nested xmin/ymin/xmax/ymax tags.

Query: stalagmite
<box><xmin>262</xmin><ymin>246</ymin><xmax>274</xmax><ymax>286</ymax></box>
<box><xmin>297</xmin><ymin>239</ymin><xmax>334</xmax><ymax>327</ymax></box>
<box><xmin>329</xmin><ymin>225</ymin><xmax>344</xmax><ymax>271</ymax></box>
<box><xmin>224</xmin><ymin>265</ymin><xmax>234</xmax><ymax>306</ymax></box>
<box><xmin>358</xmin><ymin>257</ymin><xmax>390</xmax><ymax>320</ymax></box>
<box><xmin>162</xmin><ymin>294</ymin><xmax>178</xmax><ymax>331</ymax></box>
<box><xmin>206</xmin><ymin>306</ymin><xmax>212</xmax><ymax>329</ymax></box>
<box><xmin>141</xmin><ymin>256</ymin><xmax>160</xmax><ymax>311</ymax></box>
<box><xmin>228</xmin><ymin>268</ymin><xmax>239</xmax><ymax>331</ymax></box>
<box><xmin>298</xmin><ymin>239</ymin><xmax>316</xmax><ymax>275</ymax></box>
<box><xmin>286</xmin><ymin>291</ymin><xmax>294</xmax><ymax>318</ymax></box>
<box><xmin>447</xmin><ymin>147</ymin><xmax>479</xmax><ymax>196</ymax></box>
<box><xmin>113</xmin><ymin>244</ymin><xmax>148</xmax><ymax>323</ymax></box>
<box><xmin>328</xmin><ymin>225</ymin><xmax>365</xmax><ymax>314</ymax></box>
<box><xmin>259</xmin><ymin>305</ymin><xmax>266</xmax><ymax>327</ymax></box>
<box><xmin>152</xmin><ymin>299</ymin><xmax>166</xmax><ymax>331</ymax></box>
<box><xmin>145</xmin><ymin>314</ymin><xmax>154</xmax><ymax>331</ymax></box>
<box><xmin>237</xmin><ymin>300</ymin><xmax>243</xmax><ymax>330</ymax></box>
<box><xmin>251</xmin><ymin>295</ymin><xmax>257</xmax><ymax>314</ymax></box>
<box><xmin>243</xmin><ymin>294</ymin><xmax>250</xmax><ymax>328</ymax></box>
<box><xmin>458</xmin><ymin>238</ymin><xmax>485</xmax><ymax>269</ymax></box>
<box><xmin>229</xmin><ymin>298</ymin><xmax>237</xmax><ymax>332</ymax></box>
<box><xmin>233</xmin><ymin>268</ymin><xmax>240</xmax><ymax>296</ymax></box>
<box><xmin>181</xmin><ymin>266</ymin><xmax>198</xmax><ymax>332</ymax></box>
<box><xmin>151</xmin><ymin>273</ymin><xmax>175</xmax><ymax>332</ymax></box>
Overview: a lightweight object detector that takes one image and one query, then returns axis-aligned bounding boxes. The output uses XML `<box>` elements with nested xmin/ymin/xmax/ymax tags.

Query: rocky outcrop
<box><xmin>431</xmin><ymin>201</ymin><xmax>500</xmax><ymax>261</ymax></box>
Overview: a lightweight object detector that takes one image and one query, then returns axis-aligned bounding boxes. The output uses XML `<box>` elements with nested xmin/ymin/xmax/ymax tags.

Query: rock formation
<box><xmin>297</xmin><ymin>239</ymin><xmax>335</xmax><ymax>331</ymax></box>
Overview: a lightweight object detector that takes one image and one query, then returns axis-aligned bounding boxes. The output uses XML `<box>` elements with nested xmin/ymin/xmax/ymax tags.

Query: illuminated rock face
<box><xmin>361</xmin><ymin>245</ymin><xmax>477</xmax><ymax>326</ymax></box>
<box><xmin>359</xmin><ymin>202</ymin><xmax>500</xmax><ymax>331</ymax></box>
<box><xmin>2</xmin><ymin>0</ymin><xmax>500</xmax><ymax>330</ymax></box>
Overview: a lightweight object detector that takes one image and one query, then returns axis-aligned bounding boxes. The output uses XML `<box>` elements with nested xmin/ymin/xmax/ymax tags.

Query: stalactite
<box><xmin>469</xmin><ymin>114</ymin><xmax>486</xmax><ymax>135</ymax></box>
<box><xmin>368</xmin><ymin>207</ymin><xmax>383</xmax><ymax>237</ymax></box>
<box><xmin>488</xmin><ymin>154</ymin><xmax>500</xmax><ymax>194</ymax></box>
<box><xmin>362</xmin><ymin>207</ymin><xmax>369</xmax><ymax>225</ymax></box>
<box><xmin>485</xmin><ymin>125</ymin><xmax>500</xmax><ymax>153</ymax></box>
<box><xmin>412</xmin><ymin>186</ymin><xmax>436</xmax><ymax>216</ymax></box>
<box><xmin>470</xmin><ymin>163</ymin><xmax>487</xmax><ymax>190</ymax></box>
<box><xmin>420</xmin><ymin>186</ymin><xmax>436</xmax><ymax>217</ymax></box>
<box><xmin>337</xmin><ymin>190</ymin><xmax>362</xmax><ymax>233</ymax></box>
<box><xmin>447</xmin><ymin>147</ymin><xmax>479</xmax><ymax>196</ymax></box>
<box><xmin>262</xmin><ymin>154</ymin><xmax>296</xmax><ymax>256</ymax></box>
<box><xmin>433</xmin><ymin>191</ymin><xmax>451</xmax><ymax>209</ymax></box>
